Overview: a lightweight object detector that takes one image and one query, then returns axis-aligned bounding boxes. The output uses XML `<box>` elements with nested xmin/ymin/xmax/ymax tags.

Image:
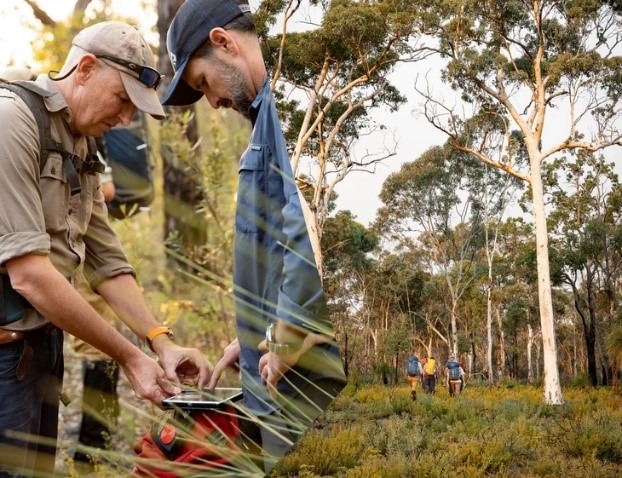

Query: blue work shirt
<box><xmin>234</xmin><ymin>79</ymin><xmax>345</xmax><ymax>415</ymax></box>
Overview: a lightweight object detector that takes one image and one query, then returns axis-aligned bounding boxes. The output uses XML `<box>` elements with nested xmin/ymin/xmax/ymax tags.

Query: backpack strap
<box><xmin>0</xmin><ymin>80</ymin><xmax>104</xmax><ymax>194</ymax></box>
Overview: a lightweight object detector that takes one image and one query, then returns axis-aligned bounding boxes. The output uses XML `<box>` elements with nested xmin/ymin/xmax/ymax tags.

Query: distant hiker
<box><xmin>445</xmin><ymin>355</ymin><xmax>465</xmax><ymax>396</ymax></box>
<box><xmin>422</xmin><ymin>355</ymin><xmax>438</xmax><ymax>394</ymax></box>
<box><xmin>406</xmin><ymin>354</ymin><xmax>422</xmax><ymax>400</ymax></box>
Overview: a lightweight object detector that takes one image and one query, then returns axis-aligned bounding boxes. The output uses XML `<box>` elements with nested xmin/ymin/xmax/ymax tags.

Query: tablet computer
<box><xmin>162</xmin><ymin>387</ymin><xmax>243</xmax><ymax>410</ymax></box>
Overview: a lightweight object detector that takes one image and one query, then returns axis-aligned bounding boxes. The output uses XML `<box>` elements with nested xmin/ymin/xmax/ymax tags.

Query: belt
<box><xmin>0</xmin><ymin>329</ymin><xmax>25</xmax><ymax>345</ymax></box>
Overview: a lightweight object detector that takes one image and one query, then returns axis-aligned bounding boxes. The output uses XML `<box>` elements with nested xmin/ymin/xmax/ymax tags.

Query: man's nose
<box><xmin>119</xmin><ymin>104</ymin><xmax>136</xmax><ymax>126</ymax></box>
<box><xmin>205</xmin><ymin>92</ymin><xmax>221</xmax><ymax>109</ymax></box>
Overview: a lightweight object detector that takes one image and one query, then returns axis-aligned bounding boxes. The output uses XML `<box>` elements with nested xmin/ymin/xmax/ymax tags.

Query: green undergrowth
<box><xmin>271</xmin><ymin>383</ymin><xmax>622</xmax><ymax>478</ymax></box>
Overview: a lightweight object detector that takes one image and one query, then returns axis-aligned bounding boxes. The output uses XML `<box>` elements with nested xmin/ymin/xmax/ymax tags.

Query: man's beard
<box><xmin>215</xmin><ymin>59</ymin><xmax>253</xmax><ymax>120</ymax></box>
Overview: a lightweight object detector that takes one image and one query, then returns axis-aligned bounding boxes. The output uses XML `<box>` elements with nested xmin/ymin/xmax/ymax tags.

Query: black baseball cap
<box><xmin>162</xmin><ymin>0</ymin><xmax>251</xmax><ymax>106</ymax></box>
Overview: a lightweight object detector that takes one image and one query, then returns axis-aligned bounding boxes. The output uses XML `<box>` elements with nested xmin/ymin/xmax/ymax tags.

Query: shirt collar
<box><xmin>35</xmin><ymin>74</ymin><xmax>79</xmax><ymax>136</ymax></box>
<box><xmin>34</xmin><ymin>74</ymin><xmax>69</xmax><ymax>113</ymax></box>
<box><xmin>248</xmin><ymin>77</ymin><xmax>271</xmax><ymax>125</ymax></box>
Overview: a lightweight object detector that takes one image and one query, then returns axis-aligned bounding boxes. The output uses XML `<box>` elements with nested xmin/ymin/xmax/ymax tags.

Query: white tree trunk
<box><xmin>527</xmin><ymin>323</ymin><xmax>534</xmax><ymax>384</ymax></box>
<box><xmin>530</xmin><ymin>158</ymin><xmax>564</xmax><ymax>404</ymax></box>
<box><xmin>495</xmin><ymin>307</ymin><xmax>506</xmax><ymax>380</ymax></box>
<box><xmin>297</xmin><ymin>187</ymin><xmax>322</xmax><ymax>277</ymax></box>
<box><xmin>451</xmin><ymin>305</ymin><xmax>458</xmax><ymax>357</ymax></box>
<box><xmin>486</xmin><ymin>287</ymin><xmax>493</xmax><ymax>384</ymax></box>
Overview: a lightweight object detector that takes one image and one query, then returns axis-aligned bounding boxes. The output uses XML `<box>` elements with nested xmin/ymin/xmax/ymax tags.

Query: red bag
<box><xmin>132</xmin><ymin>406</ymin><xmax>240</xmax><ymax>477</ymax></box>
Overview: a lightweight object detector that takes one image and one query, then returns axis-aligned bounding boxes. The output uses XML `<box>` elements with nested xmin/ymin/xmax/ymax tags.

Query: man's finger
<box><xmin>197</xmin><ymin>365</ymin><xmax>212</xmax><ymax>389</ymax></box>
<box><xmin>208</xmin><ymin>359</ymin><xmax>227</xmax><ymax>389</ymax></box>
<box><xmin>266</xmin><ymin>373</ymin><xmax>278</xmax><ymax>398</ymax></box>
<box><xmin>158</xmin><ymin>376</ymin><xmax>180</xmax><ymax>397</ymax></box>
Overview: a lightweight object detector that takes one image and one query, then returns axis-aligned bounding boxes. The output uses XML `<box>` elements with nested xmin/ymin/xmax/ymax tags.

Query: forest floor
<box><xmin>52</xmin><ymin>370</ymin><xmax>622</xmax><ymax>477</ymax></box>
<box><xmin>271</xmin><ymin>381</ymin><xmax>622</xmax><ymax>478</ymax></box>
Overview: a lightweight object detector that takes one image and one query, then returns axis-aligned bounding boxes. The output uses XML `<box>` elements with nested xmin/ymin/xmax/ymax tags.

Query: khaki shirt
<box><xmin>0</xmin><ymin>75</ymin><xmax>134</xmax><ymax>330</ymax></box>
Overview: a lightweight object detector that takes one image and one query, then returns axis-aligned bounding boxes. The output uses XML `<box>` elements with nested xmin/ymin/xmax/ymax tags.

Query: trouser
<box><xmin>0</xmin><ymin>326</ymin><xmax>64</xmax><ymax>478</ymax></box>
<box><xmin>407</xmin><ymin>375</ymin><xmax>419</xmax><ymax>399</ymax></box>
<box><xmin>241</xmin><ymin>377</ymin><xmax>344</xmax><ymax>475</ymax></box>
<box><xmin>423</xmin><ymin>375</ymin><xmax>436</xmax><ymax>394</ymax></box>
<box><xmin>73</xmin><ymin>359</ymin><xmax>120</xmax><ymax>464</ymax></box>
<box><xmin>448</xmin><ymin>378</ymin><xmax>463</xmax><ymax>395</ymax></box>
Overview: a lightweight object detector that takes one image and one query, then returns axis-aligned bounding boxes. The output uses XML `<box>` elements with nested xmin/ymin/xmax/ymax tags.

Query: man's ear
<box><xmin>209</xmin><ymin>28</ymin><xmax>240</xmax><ymax>55</ymax></box>
<box><xmin>74</xmin><ymin>54</ymin><xmax>98</xmax><ymax>85</ymax></box>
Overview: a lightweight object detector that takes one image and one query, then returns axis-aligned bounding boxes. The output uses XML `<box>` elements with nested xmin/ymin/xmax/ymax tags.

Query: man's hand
<box><xmin>208</xmin><ymin>339</ymin><xmax>240</xmax><ymax>389</ymax></box>
<box><xmin>120</xmin><ymin>351</ymin><xmax>180</xmax><ymax>404</ymax></box>
<box><xmin>258</xmin><ymin>349</ymin><xmax>300</xmax><ymax>398</ymax></box>
<box><xmin>151</xmin><ymin>338</ymin><xmax>212</xmax><ymax>389</ymax></box>
<box><xmin>257</xmin><ymin>331</ymin><xmax>332</xmax><ymax>398</ymax></box>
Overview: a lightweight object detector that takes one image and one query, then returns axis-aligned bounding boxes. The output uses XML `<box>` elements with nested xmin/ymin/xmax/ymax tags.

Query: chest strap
<box><xmin>1</xmin><ymin>80</ymin><xmax>105</xmax><ymax>195</ymax></box>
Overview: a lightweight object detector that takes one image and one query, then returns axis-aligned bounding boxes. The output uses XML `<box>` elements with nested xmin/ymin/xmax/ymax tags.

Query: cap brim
<box><xmin>120</xmin><ymin>73</ymin><xmax>166</xmax><ymax>120</ymax></box>
<box><xmin>161</xmin><ymin>56</ymin><xmax>204</xmax><ymax>106</ymax></box>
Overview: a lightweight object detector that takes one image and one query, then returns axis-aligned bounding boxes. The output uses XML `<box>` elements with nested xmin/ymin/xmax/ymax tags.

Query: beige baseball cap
<box><xmin>72</xmin><ymin>21</ymin><xmax>165</xmax><ymax>120</ymax></box>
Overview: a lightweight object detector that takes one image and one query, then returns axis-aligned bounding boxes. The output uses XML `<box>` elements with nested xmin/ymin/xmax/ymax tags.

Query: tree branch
<box><xmin>22</xmin><ymin>0</ymin><xmax>56</xmax><ymax>27</ymax></box>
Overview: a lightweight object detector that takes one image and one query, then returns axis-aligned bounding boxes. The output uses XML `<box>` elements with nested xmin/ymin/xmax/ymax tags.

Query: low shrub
<box><xmin>271</xmin><ymin>383</ymin><xmax>622</xmax><ymax>478</ymax></box>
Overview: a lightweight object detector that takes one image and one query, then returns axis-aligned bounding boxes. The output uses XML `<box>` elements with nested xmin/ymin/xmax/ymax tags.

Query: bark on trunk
<box><xmin>530</xmin><ymin>157</ymin><xmax>564</xmax><ymax>404</ymax></box>
<box><xmin>569</xmin><ymin>277</ymin><xmax>598</xmax><ymax>386</ymax></box>
<box><xmin>495</xmin><ymin>306</ymin><xmax>506</xmax><ymax>380</ymax></box>
<box><xmin>527</xmin><ymin>323</ymin><xmax>534</xmax><ymax>384</ymax></box>
<box><xmin>486</xmin><ymin>286</ymin><xmax>493</xmax><ymax>384</ymax></box>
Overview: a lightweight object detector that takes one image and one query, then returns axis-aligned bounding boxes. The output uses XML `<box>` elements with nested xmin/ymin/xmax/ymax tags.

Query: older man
<box><xmin>0</xmin><ymin>21</ymin><xmax>211</xmax><ymax>477</ymax></box>
<box><xmin>163</xmin><ymin>0</ymin><xmax>346</xmax><ymax>472</ymax></box>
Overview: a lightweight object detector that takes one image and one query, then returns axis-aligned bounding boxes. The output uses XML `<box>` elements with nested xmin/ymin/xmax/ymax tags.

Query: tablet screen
<box><xmin>162</xmin><ymin>387</ymin><xmax>243</xmax><ymax>410</ymax></box>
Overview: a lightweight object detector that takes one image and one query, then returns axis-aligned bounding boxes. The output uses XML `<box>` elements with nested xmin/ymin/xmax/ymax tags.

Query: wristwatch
<box><xmin>265</xmin><ymin>322</ymin><xmax>303</xmax><ymax>356</ymax></box>
<box><xmin>146</xmin><ymin>326</ymin><xmax>174</xmax><ymax>352</ymax></box>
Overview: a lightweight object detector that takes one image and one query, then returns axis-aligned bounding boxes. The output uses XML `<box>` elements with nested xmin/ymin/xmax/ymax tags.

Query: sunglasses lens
<box><xmin>139</xmin><ymin>69</ymin><xmax>161</xmax><ymax>89</ymax></box>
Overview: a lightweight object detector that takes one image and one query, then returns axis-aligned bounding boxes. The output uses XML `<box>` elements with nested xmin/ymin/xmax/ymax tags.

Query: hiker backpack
<box><xmin>132</xmin><ymin>407</ymin><xmax>241</xmax><ymax>477</ymax></box>
<box><xmin>1</xmin><ymin>78</ymin><xmax>153</xmax><ymax>220</ymax></box>
<box><xmin>100</xmin><ymin>111</ymin><xmax>154</xmax><ymax>219</ymax></box>
<box><xmin>406</xmin><ymin>355</ymin><xmax>421</xmax><ymax>376</ymax></box>
<box><xmin>0</xmin><ymin>79</ymin><xmax>104</xmax><ymax>193</ymax></box>
<box><xmin>447</xmin><ymin>360</ymin><xmax>461</xmax><ymax>380</ymax></box>
<box><xmin>424</xmin><ymin>358</ymin><xmax>436</xmax><ymax>375</ymax></box>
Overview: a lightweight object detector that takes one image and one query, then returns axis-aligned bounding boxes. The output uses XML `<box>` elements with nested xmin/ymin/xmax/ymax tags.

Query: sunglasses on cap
<box><xmin>96</xmin><ymin>54</ymin><xmax>162</xmax><ymax>90</ymax></box>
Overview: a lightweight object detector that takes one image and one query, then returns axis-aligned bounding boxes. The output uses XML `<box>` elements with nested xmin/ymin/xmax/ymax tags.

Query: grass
<box><xmin>271</xmin><ymin>382</ymin><xmax>622</xmax><ymax>478</ymax></box>
<box><xmin>48</xmin><ymin>190</ymin><xmax>622</xmax><ymax>477</ymax></box>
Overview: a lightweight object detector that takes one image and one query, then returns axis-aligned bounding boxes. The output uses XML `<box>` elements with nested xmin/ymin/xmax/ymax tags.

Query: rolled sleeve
<box><xmin>86</xmin><ymin>262</ymin><xmax>135</xmax><ymax>289</ymax></box>
<box><xmin>0</xmin><ymin>232</ymin><xmax>50</xmax><ymax>266</ymax></box>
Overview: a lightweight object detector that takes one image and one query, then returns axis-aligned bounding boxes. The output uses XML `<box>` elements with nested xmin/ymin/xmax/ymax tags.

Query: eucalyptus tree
<box><xmin>606</xmin><ymin>324</ymin><xmax>622</xmax><ymax>387</ymax></box>
<box><xmin>376</xmin><ymin>145</ymin><xmax>485</xmax><ymax>357</ymax></box>
<box><xmin>495</xmin><ymin>218</ymin><xmax>540</xmax><ymax>380</ymax></box>
<box><xmin>415</xmin><ymin>0</ymin><xmax>622</xmax><ymax>404</ymax></box>
<box><xmin>321</xmin><ymin>210</ymin><xmax>379</xmax><ymax>376</ymax></box>
<box><xmin>546</xmin><ymin>151</ymin><xmax>622</xmax><ymax>385</ymax></box>
<box><xmin>360</xmin><ymin>250</ymin><xmax>429</xmax><ymax>378</ymax></box>
<box><xmin>24</xmin><ymin>0</ymin><xmax>111</xmax><ymax>69</ymax></box>
<box><xmin>464</xmin><ymin>121</ymin><xmax>524</xmax><ymax>384</ymax></box>
<box><xmin>256</xmin><ymin>0</ymin><xmax>427</xmax><ymax>265</ymax></box>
